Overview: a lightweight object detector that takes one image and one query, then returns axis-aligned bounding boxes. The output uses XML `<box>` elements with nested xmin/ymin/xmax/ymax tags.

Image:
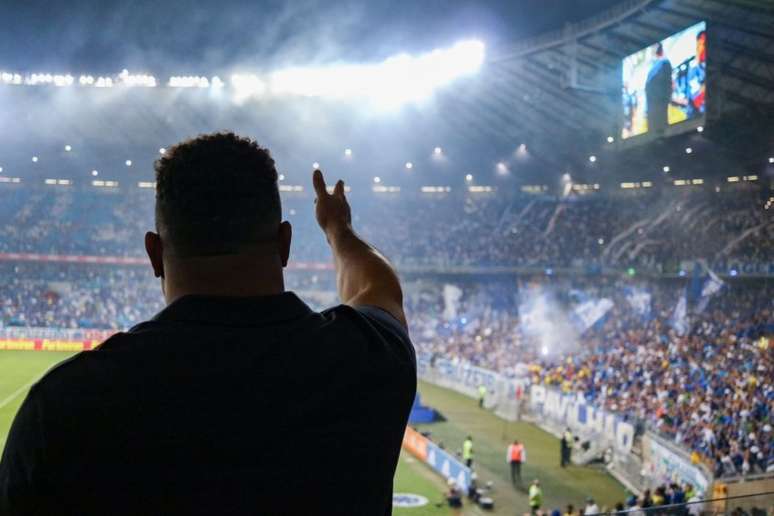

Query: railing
<box><xmin>586</xmin><ymin>491</ymin><xmax>774</xmax><ymax>516</ymax></box>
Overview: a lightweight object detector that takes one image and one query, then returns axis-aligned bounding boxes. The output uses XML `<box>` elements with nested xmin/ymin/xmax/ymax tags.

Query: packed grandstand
<box><xmin>1</xmin><ymin>0</ymin><xmax>773</xmax><ymax>513</ymax></box>
<box><xmin>1</xmin><ymin>184</ymin><xmax>772</xmax><ymax>483</ymax></box>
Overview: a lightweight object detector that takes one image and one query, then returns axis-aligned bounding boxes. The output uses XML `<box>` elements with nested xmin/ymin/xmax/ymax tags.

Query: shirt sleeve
<box><xmin>0</xmin><ymin>385</ymin><xmax>46</xmax><ymax>514</ymax></box>
<box><xmin>355</xmin><ymin>305</ymin><xmax>416</xmax><ymax>369</ymax></box>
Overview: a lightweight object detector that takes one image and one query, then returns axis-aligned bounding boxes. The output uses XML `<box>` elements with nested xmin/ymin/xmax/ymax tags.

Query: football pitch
<box><xmin>0</xmin><ymin>351</ymin><xmax>625</xmax><ymax>514</ymax></box>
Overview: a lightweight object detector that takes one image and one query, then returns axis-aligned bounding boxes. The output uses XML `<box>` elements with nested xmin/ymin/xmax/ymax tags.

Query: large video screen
<box><xmin>621</xmin><ymin>21</ymin><xmax>706</xmax><ymax>140</ymax></box>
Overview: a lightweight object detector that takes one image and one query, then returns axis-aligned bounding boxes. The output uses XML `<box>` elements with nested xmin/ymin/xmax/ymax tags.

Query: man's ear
<box><xmin>278</xmin><ymin>221</ymin><xmax>292</xmax><ymax>267</ymax></box>
<box><xmin>145</xmin><ymin>231</ymin><xmax>165</xmax><ymax>278</ymax></box>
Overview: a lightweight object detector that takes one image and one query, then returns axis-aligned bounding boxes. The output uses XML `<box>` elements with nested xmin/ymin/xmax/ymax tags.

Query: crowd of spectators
<box><xmin>0</xmin><ymin>184</ymin><xmax>771</xmax><ymax>269</ymax></box>
<box><xmin>408</xmin><ymin>275</ymin><xmax>773</xmax><ymax>479</ymax></box>
<box><xmin>0</xmin><ymin>182</ymin><xmax>772</xmax><ymax>482</ymax></box>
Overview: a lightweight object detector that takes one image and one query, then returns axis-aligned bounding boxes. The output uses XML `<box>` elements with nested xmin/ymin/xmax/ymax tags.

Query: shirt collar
<box><xmin>150</xmin><ymin>291</ymin><xmax>313</xmax><ymax>327</ymax></box>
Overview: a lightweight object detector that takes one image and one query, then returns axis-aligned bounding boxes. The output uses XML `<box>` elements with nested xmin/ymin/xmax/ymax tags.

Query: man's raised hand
<box><xmin>312</xmin><ymin>169</ymin><xmax>352</xmax><ymax>242</ymax></box>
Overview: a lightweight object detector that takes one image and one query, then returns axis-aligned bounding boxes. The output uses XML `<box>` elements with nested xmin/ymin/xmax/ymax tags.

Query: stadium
<box><xmin>0</xmin><ymin>0</ymin><xmax>773</xmax><ymax>514</ymax></box>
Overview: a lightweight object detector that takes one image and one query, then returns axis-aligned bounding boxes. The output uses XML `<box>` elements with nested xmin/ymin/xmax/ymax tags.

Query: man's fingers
<box><xmin>312</xmin><ymin>169</ymin><xmax>327</xmax><ymax>198</ymax></box>
<box><xmin>334</xmin><ymin>180</ymin><xmax>345</xmax><ymax>198</ymax></box>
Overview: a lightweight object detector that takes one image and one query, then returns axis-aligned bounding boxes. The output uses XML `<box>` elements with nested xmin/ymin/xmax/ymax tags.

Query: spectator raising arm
<box><xmin>312</xmin><ymin>169</ymin><xmax>407</xmax><ymax>328</ymax></box>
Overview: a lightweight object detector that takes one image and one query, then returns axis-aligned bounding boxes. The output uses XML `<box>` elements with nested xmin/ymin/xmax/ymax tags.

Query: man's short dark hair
<box><xmin>154</xmin><ymin>132</ymin><xmax>280</xmax><ymax>257</ymax></box>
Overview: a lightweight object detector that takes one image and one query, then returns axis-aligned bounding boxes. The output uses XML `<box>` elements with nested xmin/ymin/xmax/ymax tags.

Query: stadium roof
<box><xmin>0</xmin><ymin>0</ymin><xmax>772</xmax><ymax>188</ymax></box>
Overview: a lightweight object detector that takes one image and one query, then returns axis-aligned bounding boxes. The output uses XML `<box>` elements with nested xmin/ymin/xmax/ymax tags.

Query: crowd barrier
<box><xmin>0</xmin><ymin>327</ymin><xmax>115</xmax><ymax>351</ymax></box>
<box><xmin>402</xmin><ymin>426</ymin><xmax>472</xmax><ymax>491</ymax></box>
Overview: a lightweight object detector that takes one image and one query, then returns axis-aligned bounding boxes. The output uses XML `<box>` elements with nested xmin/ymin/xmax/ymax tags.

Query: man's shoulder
<box><xmin>30</xmin><ymin>332</ymin><xmax>133</xmax><ymax>394</ymax></box>
<box><xmin>321</xmin><ymin>304</ymin><xmax>411</xmax><ymax>342</ymax></box>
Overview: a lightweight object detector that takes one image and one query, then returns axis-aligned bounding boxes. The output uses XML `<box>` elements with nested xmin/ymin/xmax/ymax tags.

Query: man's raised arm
<box><xmin>312</xmin><ymin>169</ymin><xmax>407</xmax><ymax>328</ymax></box>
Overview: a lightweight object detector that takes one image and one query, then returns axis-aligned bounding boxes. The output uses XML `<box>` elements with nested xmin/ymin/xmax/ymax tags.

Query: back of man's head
<box><xmin>154</xmin><ymin>132</ymin><xmax>280</xmax><ymax>257</ymax></box>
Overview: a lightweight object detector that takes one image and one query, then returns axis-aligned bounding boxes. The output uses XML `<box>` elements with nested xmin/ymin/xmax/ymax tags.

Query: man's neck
<box><xmin>162</xmin><ymin>252</ymin><xmax>285</xmax><ymax>304</ymax></box>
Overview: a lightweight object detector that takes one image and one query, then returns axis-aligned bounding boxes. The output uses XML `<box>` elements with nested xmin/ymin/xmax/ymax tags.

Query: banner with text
<box><xmin>529</xmin><ymin>385</ymin><xmax>635</xmax><ymax>454</ymax></box>
<box><xmin>641</xmin><ymin>433</ymin><xmax>711</xmax><ymax>494</ymax></box>
<box><xmin>402</xmin><ymin>427</ymin><xmax>472</xmax><ymax>491</ymax></box>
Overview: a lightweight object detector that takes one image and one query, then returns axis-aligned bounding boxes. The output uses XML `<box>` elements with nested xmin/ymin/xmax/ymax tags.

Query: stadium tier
<box><xmin>0</xmin><ymin>184</ymin><xmax>771</xmax><ymax>270</ymax></box>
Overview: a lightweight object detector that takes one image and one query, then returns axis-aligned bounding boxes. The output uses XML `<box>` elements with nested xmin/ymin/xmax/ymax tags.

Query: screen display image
<box><xmin>621</xmin><ymin>21</ymin><xmax>706</xmax><ymax>140</ymax></box>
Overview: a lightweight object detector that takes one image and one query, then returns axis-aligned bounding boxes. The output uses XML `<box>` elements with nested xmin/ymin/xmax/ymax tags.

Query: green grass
<box><xmin>0</xmin><ymin>351</ymin><xmax>75</xmax><ymax>451</ymax></box>
<box><xmin>393</xmin><ymin>453</ymin><xmax>449</xmax><ymax>515</ymax></box>
<box><xmin>414</xmin><ymin>380</ymin><xmax>627</xmax><ymax>511</ymax></box>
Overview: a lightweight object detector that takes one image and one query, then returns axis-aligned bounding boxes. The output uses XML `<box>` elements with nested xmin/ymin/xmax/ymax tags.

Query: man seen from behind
<box><xmin>0</xmin><ymin>132</ymin><xmax>417</xmax><ymax>515</ymax></box>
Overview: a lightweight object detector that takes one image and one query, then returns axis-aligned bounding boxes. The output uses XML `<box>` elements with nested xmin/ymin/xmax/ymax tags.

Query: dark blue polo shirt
<box><xmin>0</xmin><ymin>292</ymin><xmax>416</xmax><ymax>515</ymax></box>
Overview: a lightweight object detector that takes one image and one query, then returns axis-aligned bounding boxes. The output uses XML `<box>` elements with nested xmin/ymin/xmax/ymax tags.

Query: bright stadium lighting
<box><xmin>92</xmin><ymin>170</ymin><xmax>99</xmax><ymax>176</ymax></box>
<box><xmin>0</xmin><ymin>166</ymin><xmax>3</xmax><ymax>173</ymax></box>
<box><xmin>562</xmin><ymin>173</ymin><xmax>571</xmax><ymax>182</ymax></box>
<box><xmin>405</xmin><ymin>162</ymin><xmax>413</xmax><ymax>170</ymax></box>
<box><xmin>118</xmin><ymin>69</ymin><xmax>157</xmax><ymax>87</ymax></box>
<box><xmin>344</xmin><ymin>148</ymin><xmax>352</xmax><ymax>157</ymax></box>
<box><xmin>465</xmin><ymin>174</ymin><xmax>473</xmax><ymax>182</ymax></box>
<box><xmin>312</xmin><ymin>162</ymin><xmax>320</xmax><ymax>169</ymax></box>
<box><xmin>496</xmin><ymin>162</ymin><xmax>508</xmax><ymax>175</ymax></box>
<box><xmin>231</xmin><ymin>74</ymin><xmax>267</xmax><ymax>102</ymax></box>
<box><xmin>515</xmin><ymin>143</ymin><xmax>528</xmax><ymax>159</ymax></box>
<box><xmin>125</xmin><ymin>160</ymin><xmax>132</xmax><ymax>167</ymax></box>
<box><xmin>373</xmin><ymin>176</ymin><xmax>381</xmax><ymax>183</ymax></box>
<box><xmin>663</xmin><ymin>165</ymin><xmax>670</xmax><ymax>173</ymax></box>
<box><xmin>588</xmin><ymin>155</ymin><xmax>597</xmax><ymax>163</ymax></box>
<box><xmin>607</xmin><ymin>136</ymin><xmax>614</xmax><ymax>143</ymax></box>
<box><xmin>697</xmin><ymin>126</ymin><xmax>704</xmax><ymax>133</ymax></box>
<box><xmin>433</xmin><ymin>146</ymin><xmax>442</xmax><ymax>155</ymax></box>
<box><xmin>769</xmin><ymin>157</ymin><xmax>774</xmax><ymax>164</ymax></box>
<box><xmin>159</xmin><ymin>148</ymin><xmax>166</xmax><ymax>154</ymax></box>
<box><xmin>598</xmin><ymin>238</ymin><xmax>605</xmax><ymax>245</ymax></box>
<box><xmin>685</xmin><ymin>147</ymin><xmax>693</xmax><ymax>154</ymax></box>
<box><xmin>278</xmin><ymin>174</ymin><xmax>285</xmax><ymax>181</ymax></box>
<box><xmin>32</xmin><ymin>156</ymin><xmax>38</xmax><ymax>163</ymax></box>
<box><xmin>64</xmin><ymin>145</ymin><xmax>72</xmax><ymax>152</ymax></box>
<box><xmin>268</xmin><ymin>39</ymin><xmax>485</xmax><ymax>108</ymax></box>
<box><xmin>541</xmin><ymin>345</ymin><xmax>549</xmax><ymax>356</ymax></box>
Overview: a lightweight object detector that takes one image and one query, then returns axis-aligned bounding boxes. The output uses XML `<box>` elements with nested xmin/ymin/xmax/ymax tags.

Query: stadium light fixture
<box><xmin>64</xmin><ymin>145</ymin><xmax>72</xmax><ymax>152</ymax></box>
<box><xmin>598</xmin><ymin>238</ymin><xmax>604</xmax><ymax>245</ymax></box>
<box><xmin>405</xmin><ymin>162</ymin><xmax>413</xmax><ymax>170</ymax></box>
<box><xmin>125</xmin><ymin>160</ymin><xmax>132</xmax><ymax>167</ymax></box>
<box><xmin>91</xmin><ymin>170</ymin><xmax>99</xmax><ymax>176</ymax></box>
<box><xmin>685</xmin><ymin>147</ymin><xmax>693</xmax><ymax>154</ymax></box>
<box><xmin>344</xmin><ymin>148</ymin><xmax>352</xmax><ymax>157</ymax></box>
<box><xmin>769</xmin><ymin>157</ymin><xmax>774</xmax><ymax>164</ymax></box>
<box><xmin>159</xmin><ymin>147</ymin><xmax>166</xmax><ymax>154</ymax></box>
<box><xmin>696</xmin><ymin>126</ymin><xmax>704</xmax><ymax>133</ymax></box>
<box><xmin>496</xmin><ymin>162</ymin><xmax>508</xmax><ymax>175</ymax></box>
<box><xmin>0</xmin><ymin>166</ymin><xmax>3</xmax><ymax>173</ymax></box>
<box><xmin>588</xmin><ymin>155</ymin><xmax>597</xmax><ymax>163</ymax></box>
<box><xmin>312</xmin><ymin>162</ymin><xmax>320</xmax><ymax>169</ymax></box>
<box><xmin>278</xmin><ymin>174</ymin><xmax>285</xmax><ymax>181</ymax></box>
<box><xmin>373</xmin><ymin>176</ymin><xmax>381</xmax><ymax>183</ymax></box>
<box><xmin>606</xmin><ymin>136</ymin><xmax>614</xmax><ymax>143</ymax></box>
<box><xmin>32</xmin><ymin>156</ymin><xmax>38</xmax><ymax>163</ymax></box>
<box><xmin>663</xmin><ymin>166</ymin><xmax>670</xmax><ymax>173</ymax></box>
<box><xmin>465</xmin><ymin>174</ymin><xmax>473</xmax><ymax>182</ymax></box>
<box><xmin>433</xmin><ymin>146</ymin><xmax>442</xmax><ymax>155</ymax></box>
